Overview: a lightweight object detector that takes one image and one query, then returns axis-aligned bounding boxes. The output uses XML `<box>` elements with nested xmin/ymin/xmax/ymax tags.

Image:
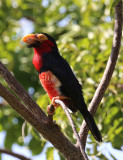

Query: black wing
<box><xmin>42</xmin><ymin>52</ymin><xmax>87</xmax><ymax>111</ymax></box>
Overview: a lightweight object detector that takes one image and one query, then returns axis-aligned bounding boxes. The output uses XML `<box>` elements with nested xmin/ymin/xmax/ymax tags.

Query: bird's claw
<box><xmin>47</xmin><ymin>104</ymin><xmax>55</xmax><ymax>115</ymax></box>
<box><xmin>52</xmin><ymin>96</ymin><xmax>70</xmax><ymax>108</ymax></box>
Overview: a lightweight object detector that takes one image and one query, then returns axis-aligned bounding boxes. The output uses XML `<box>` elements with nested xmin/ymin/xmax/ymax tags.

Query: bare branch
<box><xmin>55</xmin><ymin>99</ymin><xmax>89</xmax><ymax>160</ymax></box>
<box><xmin>0</xmin><ymin>61</ymin><xmax>47</xmax><ymax>120</ymax></box>
<box><xmin>0</xmin><ymin>82</ymin><xmax>83</xmax><ymax>160</ymax></box>
<box><xmin>78</xmin><ymin>0</ymin><xmax>122</xmax><ymax>148</ymax></box>
<box><xmin>0</xmin><ymin>148</ymin><xmax>31</xmax><ymax>160</ymax></box>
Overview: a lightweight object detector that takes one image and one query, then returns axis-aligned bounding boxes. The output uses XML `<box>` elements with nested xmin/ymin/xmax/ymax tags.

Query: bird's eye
<box><xmin>41</xmin><ymin>36</ymin><xmax>45</xmax><ymax>39</ymax></box>
<box><xmin>39</xmin><ymin>36</ymin><xmax>44</xmax><ymax>39</ymax></box>
<box><xmin>37</xmin><ymin>34</ymin><xmax>48</xmax><ymax>41</ymax></box>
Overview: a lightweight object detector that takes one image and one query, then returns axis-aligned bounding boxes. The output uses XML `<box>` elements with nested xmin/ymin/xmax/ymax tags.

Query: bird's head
<box><xmin>22</xmin><ymin>33</ymin><xmax>57</xmax><ymax>49</ymax></box>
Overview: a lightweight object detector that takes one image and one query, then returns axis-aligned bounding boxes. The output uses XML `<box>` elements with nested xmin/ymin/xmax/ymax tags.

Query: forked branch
<box><xmin>0</xmin><ymin>82</ymin><xmax>83</xmax><ymax>160</ymax></box>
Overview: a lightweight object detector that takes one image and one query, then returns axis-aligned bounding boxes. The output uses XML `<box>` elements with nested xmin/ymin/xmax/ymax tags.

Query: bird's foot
<box><xmin>47</xmin><ymin>104</ymin><xmax>55</xmax><ymax>115</ymax></box>
<box><xmin>52</xmin><ymin>96</ymin><xmax>70</xmax><ymax>108</ymax></box>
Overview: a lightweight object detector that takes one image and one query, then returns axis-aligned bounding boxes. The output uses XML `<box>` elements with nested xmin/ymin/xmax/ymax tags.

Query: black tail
<box><xmin>80</xmin><ymin>109</ymin><xmax>102</xmax><ymax>142</ymax></box>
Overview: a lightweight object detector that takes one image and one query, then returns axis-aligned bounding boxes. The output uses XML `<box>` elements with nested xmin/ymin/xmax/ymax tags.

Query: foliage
<box><xmin>0</xmin><ymin>0</ymin><xmax>122</xmax><ymax>159</ymax></box>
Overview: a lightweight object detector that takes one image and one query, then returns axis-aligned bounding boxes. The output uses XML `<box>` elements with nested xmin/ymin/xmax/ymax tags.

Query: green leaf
<box><xmin>0</xmin><ymin>152</ymin><xmax>1</xmax><ymax>160</ymax></box>
<box><xmin>29</xmin><ymin>137</ymin><xmax>45</xmax><ymax>155</ymax></box>
<box><xmin>46</xmin><ymin>147</ymin><xmax>54</xmax><ymax>160</ymax></box>
<box><xmin>31</xmin><ymin>128</ymin><xmax>41</xmax><ymax>141</ymax></box>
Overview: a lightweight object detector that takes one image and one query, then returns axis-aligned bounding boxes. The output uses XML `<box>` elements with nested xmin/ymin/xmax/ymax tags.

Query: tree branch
<box><xmin>0</xmin><ymin>82</ymin><xmax>83</xmax><ymax>160</ymax></box>
<box><xmin>0</xmin><ymin>148</ymin><xmax>30</xmax><ymax>160</ymax></box>
<box><xmin>78</xmin><ymin>0</ymin><xmax>122</xmax><ymax>148</ymax></box>
<box><xmin>55</xmin><ymin>99</ymin><xmax>89</xmax><ymax>160</ymax></box>
<box><xmin>0</xmin><ymin>61</ymin><xmax>46</xmax><ymax>120</ymax></box>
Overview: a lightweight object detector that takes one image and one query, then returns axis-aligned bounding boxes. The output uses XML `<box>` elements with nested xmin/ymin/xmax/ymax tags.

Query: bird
<box><xmin>22</xmin><ymin>33</ymin><xmax>102</xmax><ymax>142</ymax></box>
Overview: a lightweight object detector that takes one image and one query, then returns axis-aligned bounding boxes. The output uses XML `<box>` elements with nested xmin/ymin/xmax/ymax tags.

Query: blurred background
<box><xmin>0</xmin><ymin>0</ymin><xmax>123</xmax><ymax>159</ymax></box>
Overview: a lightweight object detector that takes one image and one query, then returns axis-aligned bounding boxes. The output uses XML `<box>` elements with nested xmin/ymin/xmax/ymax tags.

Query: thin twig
<box><xmin>0</xmin><ymin>148</ymin><xmax>31</xmax><ymax>160</ymax></box>
<box><xmin>78</xmin><ymin>0</ymin><xmax>122</xmax><ymax>148</ymax></box>
<box><xmin>55</xmin><ymin>99</ymin><xmax>88</xmax><ymax>160</ymax></box>
<box><xmin>22</xmin><ymin>121</ymin><xmax>27</xmax><ymax>141</ymax></box>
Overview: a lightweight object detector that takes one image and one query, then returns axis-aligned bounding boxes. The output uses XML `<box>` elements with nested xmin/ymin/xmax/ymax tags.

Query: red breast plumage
<box><xmin>39</xmin><ymin>71</ymin><xmax>62</xmax><ymax>100</ymax></box>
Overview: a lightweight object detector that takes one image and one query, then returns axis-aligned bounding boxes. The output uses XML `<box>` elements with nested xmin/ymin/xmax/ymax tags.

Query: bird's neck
<box><xmin>32</xmin><ymin>41</ymin><xmax>54</xmax><ymax>72</ymax></box>
<box><xmin>34</xmin><ymin>41</ymin><xmax>53</xmax><ymax>54</ymax></box>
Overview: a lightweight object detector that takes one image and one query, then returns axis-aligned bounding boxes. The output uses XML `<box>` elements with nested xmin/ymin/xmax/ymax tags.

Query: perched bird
<box><xmin>22</xmin><ymin>33</ymin><xmax>102</xmax><ymax>142</ymax></box>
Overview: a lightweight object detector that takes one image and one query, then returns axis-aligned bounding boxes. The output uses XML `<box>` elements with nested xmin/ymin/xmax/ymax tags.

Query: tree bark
<box><xmin>0</xmin><ymin>82</ymin><xmax>83</xmax><ymax>160</ymax></box>
<box><xmin>0</xmin><ymin>62</ymin><xmax>46</xmax><ymax>120</ymax></box>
